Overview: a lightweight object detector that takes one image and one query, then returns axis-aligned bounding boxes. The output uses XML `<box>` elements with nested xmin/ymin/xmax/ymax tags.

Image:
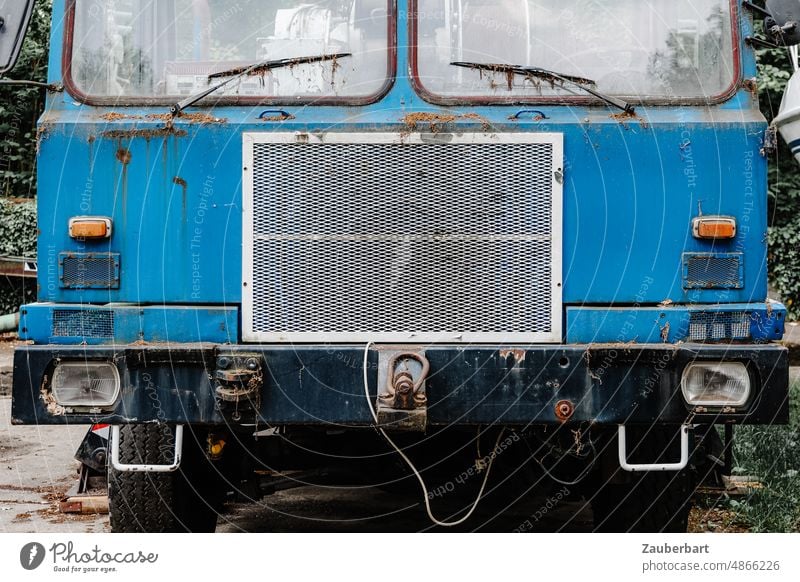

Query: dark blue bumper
<box><xmin>11</xmin><ymin>343</ymin><xmax>789</xmax><ymax>426</ymax></box>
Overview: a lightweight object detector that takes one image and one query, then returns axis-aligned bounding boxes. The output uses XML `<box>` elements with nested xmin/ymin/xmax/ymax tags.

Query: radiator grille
<box><xmin>683</xmin><ymin>253</ymin><xmax>743</xmax><ymax>290</ymax></box>
<box><xmin>52</xmin><ymin>309</ymin><xmax>114</xmax><ymax>338</ymax></box>
<box><xmin>59</xmin><ymin>253</ymin><xmax>120</xmax><ymax>289</ymax></box>
<box><xmin>243</xmin><ymin>133</ymin><xmax>562</xmax><ymax>343</ymax></box>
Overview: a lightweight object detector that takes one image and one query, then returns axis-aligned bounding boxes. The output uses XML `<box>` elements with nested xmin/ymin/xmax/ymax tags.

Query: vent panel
<box><xmin>52</xmin><ymin>309</ymin><xmax>115</xmax><ymax>338</ymax></box>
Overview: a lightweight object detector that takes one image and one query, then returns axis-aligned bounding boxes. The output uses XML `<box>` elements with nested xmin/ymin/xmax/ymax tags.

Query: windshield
<box><xmin>69</xmin><ymin>0</ymin><xmax>391</xmax><ymax>101</ymax></box>
<box><xmin>414</xmin><ymin>0</ymin><xmax>736</xmax><ymax>101</ymax></box>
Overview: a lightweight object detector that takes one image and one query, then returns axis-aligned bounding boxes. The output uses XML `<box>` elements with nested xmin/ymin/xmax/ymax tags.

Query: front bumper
<box><xmin>11</xmin><ymin>343</ymin><xmax>788</xmax><ymax>426</ymax></box>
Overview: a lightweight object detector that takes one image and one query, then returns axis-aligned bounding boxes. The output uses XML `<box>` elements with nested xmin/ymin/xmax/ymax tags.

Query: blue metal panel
<box><xmin>19</xmin><ymin>303</ymin><xmax>238</xmax><ymax>345</ymax></box>
<box><xmin>34</xmin><ymin>108</ymin><xmax>770</xmax><ymax>307</ymax></box>
<box><xmin>566</xmin><ymin>302</ymin><xmax>786</xmax><ymax>344</ymax></box>
<box><xmin>34</xmin><ymin>1</ymin><xmax>773</xmax><ymax>339</ymax></box>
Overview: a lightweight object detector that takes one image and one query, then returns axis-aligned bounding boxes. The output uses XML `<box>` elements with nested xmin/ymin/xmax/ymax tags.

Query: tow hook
<box><xmin>377</xmin><ymin>351</ymin><xmax>429</xmax><ymax>431</ymax></box>
<box><xmin>215</xmin><ymin>354</ymin><xmax>263</xmax><ymax>420</ymax></box>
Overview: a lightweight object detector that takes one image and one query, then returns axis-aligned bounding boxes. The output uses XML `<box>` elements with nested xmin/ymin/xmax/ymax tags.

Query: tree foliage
<box><xmin>0</xmin><ymin>0</ymin><xmax>52</xmax><ymax>198</ymax></box>
<box><xmin>0</xmin><ymin>2</ymin><xmax>50</xmax><ymax>314</ymax></box>
<box><xmin>757</xmin><ymin>38</ymin><xmax>800</xmax><ymax>317</ymax></box>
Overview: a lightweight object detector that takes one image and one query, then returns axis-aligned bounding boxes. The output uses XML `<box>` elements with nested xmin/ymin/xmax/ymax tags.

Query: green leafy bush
<box><xmin>0</xmin><ymin>0</ymin><xmax>51</xmax><ymax>199</ymax></box>
<box><xmin>758</xmin><ymin>40</ymin><xmax>800</xmax><ymax>317</ymax></box>
<box><xmin>0</xmin><ymin>199</ymin><xmax>36</xmax><ymax>315</ymax></box>
<box><xmin>0</xmin><ymin>2</ymin><xmax>50</xmax><ymax>315</ymax></box>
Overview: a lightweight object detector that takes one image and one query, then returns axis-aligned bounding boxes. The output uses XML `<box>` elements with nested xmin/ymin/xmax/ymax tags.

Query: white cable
<box><xmin>363</xmin><ymin>342</ymin><xmax>503</xmax><ymax>527</ymax></box>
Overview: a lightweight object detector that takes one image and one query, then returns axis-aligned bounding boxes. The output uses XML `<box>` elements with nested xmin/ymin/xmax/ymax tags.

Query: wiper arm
<box><xmin>451</xmin><ymin>61</ymin><xmax>633</xmax><ymax>114</ymax></box>
<box><xmin>170</xmin><ymin>53</ymin><xmax>350</xmax><ymax>117</ymax></box>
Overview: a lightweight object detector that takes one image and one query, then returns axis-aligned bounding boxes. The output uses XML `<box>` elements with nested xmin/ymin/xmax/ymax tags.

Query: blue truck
<box><xmin>1</xmin><ymin>0</ymin><xmax>794</xmax><ymax>532</ymax></box>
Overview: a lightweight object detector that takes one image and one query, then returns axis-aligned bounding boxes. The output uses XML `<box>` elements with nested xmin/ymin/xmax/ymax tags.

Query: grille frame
<box><xmin>242</xmin><ymin>132</ymin><xmax>563</xmax><ymax>343</ymax></box>
<box><xmin>58</xmin><ymin>252</ymin><xmax>120</xmax><ymax>289</ymax></box>
<box><xmin>52</xmin><ymin>309</ymin><xmax>115</xmax><ymax>339</ymax></box>
<box><xmin>682</xmin><ymin>252</ymin><xmax>743</xmax><ymax>290</ymax></box>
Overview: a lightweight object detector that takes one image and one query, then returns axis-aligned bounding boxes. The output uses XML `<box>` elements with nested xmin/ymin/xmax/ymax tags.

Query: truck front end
<box><xmin>11</xmin><ymin>0</ymin><xmax>789</xmax><ymax>531</ymax></box>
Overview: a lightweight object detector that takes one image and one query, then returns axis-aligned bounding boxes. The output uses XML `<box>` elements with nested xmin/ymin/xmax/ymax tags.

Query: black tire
<box><xmin>108</xmin><ymin>424</ymin><xmax>222</xmax><ymax>532</ymax></box>
<box><xmin>591</xmin><ymin>427</ymin><xmax>695</xmax><ymax>533</ymax></box>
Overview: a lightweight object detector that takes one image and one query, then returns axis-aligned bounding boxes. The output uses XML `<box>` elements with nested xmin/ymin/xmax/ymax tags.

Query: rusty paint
<box><xmin>742</xmin><ymin>78</ymin><xmax>758</xmax><ymax>95</ymax></box>
<box><xmin>99</xmin><ymin>112</ymin><xmax>142</xmax><ymax>121</ymax></box>
<box><xmin>660</xmin><ymin>322</ymin><xmax>671</xmax><ymax>343</ymax></box>
<box><xmin>499</xmin><ymin>348</ymin><xmax>526</xmax><ymax>366</ymax></box>
<box><xmin>146</xmin><ymin>112</ymin><xmax>227</xmax><ymax>124</ymax></box>
<box><xmin>401</xmin><ymin>112</ymin><xmax>457</xmax><ymax>132</ymax></box>
<box><xmin>115</xmin><ymin>148</ymin><xmax>132</xmax><ymax>165</ymax></box>
<box><xmin>35</xmin><ymin>124</ymin><xmax>50</xmax><ymax>154</ymax></box>
<box><xmin>380</xmin><ymin>352</ymin><xmax>430</xmax><ymax>410</ymax></box>
<box><xmin>87</xmin><ymin>134</ymin><xmax>95</xmax><ymax>144</ymax></box>
<box><xmin>101</xmin><ymin>127</ymin><xmax>188</xmax><ymax>139</ymax></box>
<box><xmin>260</xmin><ymin>114</ymin><xmax>296</xmax><ymax>122</ymax></box>
<box><xmin>173</xmin><ymin>176</ymin><xmax>188</xmax><ymax>219</ymax></box>
<box><xmin>459</xmin><ymin>112</ymin><xmax>492</xmax><ymax>131</ymax></box>
<box><xmin>610</xmin><ymin>110</ymin><xmax>649</xmax><ymax>129</ymax></box>
<box><xmin>40</xmin><ymin>375</ymin><xmax>65</xmax><ymax>416</ymax></box>
<box><xmin>555</xmin><ymin>400</ymin><xmax>574</xmax><ymax>422</ymax></box>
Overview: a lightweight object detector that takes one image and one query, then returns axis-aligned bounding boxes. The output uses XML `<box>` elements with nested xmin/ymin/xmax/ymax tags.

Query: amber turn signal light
<box><xmin>692</xmin><ymin>216</ymin><xmax>736</xmax><ymax>240</ymax></box>
<box><xmin>68</xmin><ymin>217</ymin><xmax>112</xmax><ymax>239</ymax></box>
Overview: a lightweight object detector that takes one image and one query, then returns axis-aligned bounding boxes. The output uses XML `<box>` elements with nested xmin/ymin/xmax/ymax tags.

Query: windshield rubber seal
<box><xmin>408</xmin><ymin>0</ymin><xmax>743</xmax><ymax>107</ymax></box>
<box><xmin>61</xmin><ymin>0</ymin><xmax>397</xmax><ymax>107</ymax></box>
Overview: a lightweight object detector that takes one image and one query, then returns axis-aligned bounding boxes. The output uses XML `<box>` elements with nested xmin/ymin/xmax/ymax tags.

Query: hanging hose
<box><xmin>363</xmin><ymin>342</ymin><xmax>504</xmax><ymax>527</ymax></box>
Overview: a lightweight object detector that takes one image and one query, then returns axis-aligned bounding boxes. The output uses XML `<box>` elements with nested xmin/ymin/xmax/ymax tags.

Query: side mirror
<box><xmin>765</xmin><ymin>0</ymin><xmax>800</xmax><ymax>46</ymax></box>
<box><xmin>0</xmin><ymin>0</ymin><xmax>35</xmax><ymax>74</ymax></box>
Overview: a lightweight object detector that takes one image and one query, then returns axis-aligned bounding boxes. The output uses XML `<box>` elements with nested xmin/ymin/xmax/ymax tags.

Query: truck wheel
<box><xmin>108</xmin><ymin>424</ymin><xmax>221</xmax><ymax>532</ymax></box>
<box><xmin>591</xmin><ymin>428</ymin><xmax>694</xmax><ymax>532</ymax></box>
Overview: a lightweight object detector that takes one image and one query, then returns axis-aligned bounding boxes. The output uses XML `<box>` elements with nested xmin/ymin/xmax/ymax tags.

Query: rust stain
<box><xmin>173</xmin><ymin>176</ymin><xmax>188</xmax><ymax>219</ymax></box>
<box><xmin>260</xmin><ymin>113</ymin><xmax>296</xmax><ymax>122</ymax></box>
<box><xmin>660</xmin><ymin>322</ymin><xmax>671</xmax><ymax>343</ymax></box>
<box><xmin>742</xmin><ymin>78</ymin><xmax>758</xmax><ymax>95</ymax></box>
<box><xmin>401</xmin><ymin>112</ymin><xmax>497</xmax><ymax>133</ymax></box>
<box><xmin>102</xmin><ymin>127</ymin><xmax>188</xmax><ymax>139</ymax></box>
<box><xmin>555</xmin><ymin>400</ymin><xmax>574</xmax><ymax>422</ymax></box>
<box><xmin>115</xmin><ymin>148</ymin><xmax>132</xmax><ymax>165</ymax></box>
<box><xmin>35</xmin><ymin>124</ymin><xmax>50</xmax><ymax>154</ymax></box>
<box><xmin>610</xmin><ymin>110</ymin><xmax>649</xmax><ymax>130</ymax></box>
<box><xmin>146</xmin><ymin>112</ymin><xmax>227</xmax><ymax>124</ymax></box>
<box><xmin>40</xmin><ymin>375</ymin><xmax>65</xmax><ymax>416</ymax></box>
<box><xmin>499</xmin><ymin>348</ymin><xmax>526</xmax><ymax>366</ymax></box>
<box><xmin>459</xmin><ymin>112</ymin><xmax>492</xmax><ymax>131</ymax></box>
<box><xmin>99</xmin><ymin>112</ymin><xmax>142</xmax><ymax>121</ymax></box>
<box><xmin>401</xmin><ymin>112</ymin><xmax>457</xmax><ymax>132</ymax></box>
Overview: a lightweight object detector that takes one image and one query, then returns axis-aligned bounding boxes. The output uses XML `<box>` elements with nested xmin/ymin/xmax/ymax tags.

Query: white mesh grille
<box><xmin>242</xmin><ymin>132</ymin><xmax>563</xmax><ymax>343</ymax></box>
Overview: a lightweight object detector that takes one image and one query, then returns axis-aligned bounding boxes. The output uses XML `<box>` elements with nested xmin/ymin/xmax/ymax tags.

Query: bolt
<box><xmin>555</xmin><ymin>399</ymin><xmax>574</xmax><ymax>421</ymax></box>
<box><xmin>246</xmin><ymin>358</ymin><xmax>259</xmax><ymax>371</ymax></box>
<box><xmin>217</xmin><ymin>357</ymin><xmax>231</xmax><ymax>369</ymax></box>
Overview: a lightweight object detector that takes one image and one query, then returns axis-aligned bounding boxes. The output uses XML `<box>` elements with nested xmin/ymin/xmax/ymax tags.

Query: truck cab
<box><xmin>5</xmin><ymin>0</ymin><xmax>790</xmax><ymax>532</ymax></box>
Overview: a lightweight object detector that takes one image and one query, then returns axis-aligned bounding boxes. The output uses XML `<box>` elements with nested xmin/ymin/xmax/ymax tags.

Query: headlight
<box><xmin>51</xmin><ymin>361</ymin><xmax>120</xmax><ymax>408</ymax></box>
<box><xmin>681</xmin><ymin>362</ymin><xmax>750</xmax><ymax>407</ymax></box>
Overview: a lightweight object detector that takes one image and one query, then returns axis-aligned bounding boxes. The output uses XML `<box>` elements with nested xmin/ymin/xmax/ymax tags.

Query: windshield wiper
<box><xmin>451</xmin><ymin>61</ymin><xmax>633</xmax><ymax>114</ymax></box>
<box><xmin>170</xmin><ymin>53</ymin><xmax>351</xmax><ymax>117</ymax></box>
